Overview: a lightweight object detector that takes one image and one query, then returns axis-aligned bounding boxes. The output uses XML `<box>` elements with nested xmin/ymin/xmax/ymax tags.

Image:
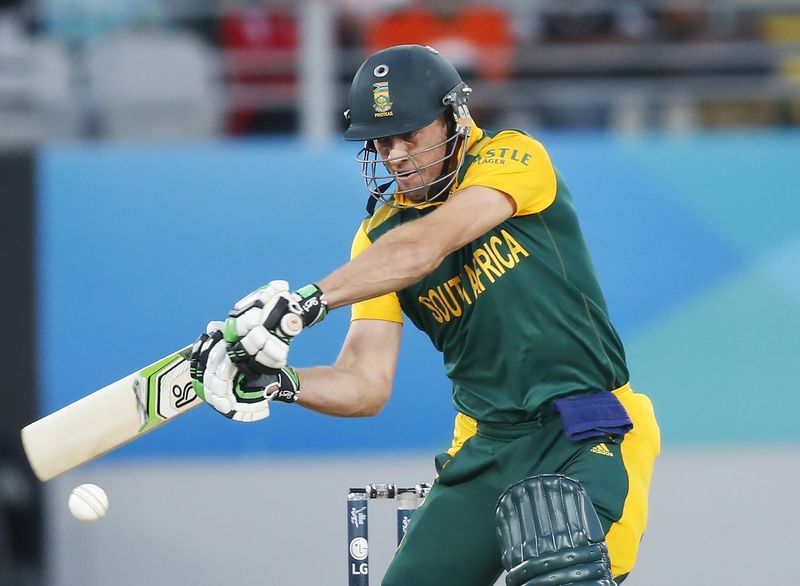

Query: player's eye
<box><xmin>374</xmin><ymin>130</ymin><xmax>416</xmax><ymax>153</ymax></box>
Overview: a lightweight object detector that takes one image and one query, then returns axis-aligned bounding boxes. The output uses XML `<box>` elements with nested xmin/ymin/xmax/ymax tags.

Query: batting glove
<box><xmin>190</xmin><ymin>322</ymin><xmax>302</xmax><ymax>423</ymax></box>
<box><xmin>223</xmin><ymin>280</ymin><xmax>327</xmax><ymax>374</ymax></box>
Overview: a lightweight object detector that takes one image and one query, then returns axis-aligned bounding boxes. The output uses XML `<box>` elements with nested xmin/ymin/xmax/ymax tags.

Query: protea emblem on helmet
<box><xmin>372</xmin><ymin>82</ymin><xmax>393</xmax><ymax>117</ymax></box>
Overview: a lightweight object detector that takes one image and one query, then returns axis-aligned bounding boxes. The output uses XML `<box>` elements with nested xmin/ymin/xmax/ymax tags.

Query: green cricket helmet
<box><xmin>343</xmin><ymin>45</ymin><xmax>472</xmax><ymax>210</ymax></box>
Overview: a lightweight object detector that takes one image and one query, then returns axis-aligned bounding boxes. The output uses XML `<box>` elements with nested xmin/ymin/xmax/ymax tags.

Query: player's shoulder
<box><xmin>481</xmin><ymin>128</ymin><xmax>551</xmax><ymax>158</ymax></box>
<box><xmin>358</xmin><ymin>203</ymin><xmax>405</xmax><ymax>242</ymax></box>
<box><xmin>463</xmin><ymin>126</ymin><xmax>554</xmax><ymax>177</ymax></box>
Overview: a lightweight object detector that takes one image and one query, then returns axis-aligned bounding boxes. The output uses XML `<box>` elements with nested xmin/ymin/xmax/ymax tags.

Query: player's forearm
<box><xmin>319</xmin><ymin>224</ymin><xmax>445</xmax><ymax>310</ymax></box>
<box><xmin>295</xmin><ymin>365</ymin><xmax>390</xmax><ymax>418</ymax></box>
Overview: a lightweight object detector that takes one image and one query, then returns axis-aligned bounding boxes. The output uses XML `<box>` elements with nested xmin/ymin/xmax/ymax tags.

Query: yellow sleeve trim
<box><xmin>457</xmin><ymin>131</ymin><xmax>557</xmax><ymax>216</ymax></box>
<box><xmin>364</xmin><ymin>203</ymin><xmax>402</xmax><ymax>234</ymax></box>
<box><xmin>350</xmin><ymin>218</ymin><xmax>373</xmax><ymax>260</ymax></box>
<box><xmin>348</xmin><ymin>221</ymin><xmax>404</xmax><ymax>324</ymax></box>
<box><xmin>351</xmin><ymin>295</ymin><xmax>404</xmax><ymax>323</ymax></box>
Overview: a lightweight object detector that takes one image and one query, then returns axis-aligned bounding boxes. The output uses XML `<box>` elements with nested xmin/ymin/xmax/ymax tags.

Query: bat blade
<box><xmin>21</xmin><ymin>345</ymin><xmax>203</xmax><ymax>481</ymax></box>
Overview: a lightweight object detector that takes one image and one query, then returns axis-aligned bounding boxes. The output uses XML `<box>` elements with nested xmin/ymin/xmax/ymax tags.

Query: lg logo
<box><xmin>349</xmin><ymin>537</ymin><xmax>368</xmax><ymax>561</ymax></box>
<box><xmin>349</xmin><ymin>536</ymin><xmax>369</xmax><ymax>576</ymax></box>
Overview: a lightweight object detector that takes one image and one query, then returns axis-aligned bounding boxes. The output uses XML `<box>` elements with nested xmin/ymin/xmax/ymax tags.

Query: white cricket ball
<box><xmin>68</xmin><ymin>484</ymin><xmax>109</xmax><ymax>522</ymax></box>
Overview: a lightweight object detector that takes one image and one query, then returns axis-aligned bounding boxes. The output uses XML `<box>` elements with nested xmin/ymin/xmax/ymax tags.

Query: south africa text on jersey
<box><xmin>418</xmin><ymin>228</ymin><xmax>529</xmax><ymax>323</ymax></box>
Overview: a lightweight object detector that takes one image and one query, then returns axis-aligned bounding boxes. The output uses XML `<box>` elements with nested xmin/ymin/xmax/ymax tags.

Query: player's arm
<box><xmin>318</xmin><ymin>185</ymin><xmax>515</xmax><ymax>310</ymax></box>
<box><xmin>190</xmin><ymin>317</ymin><xmax>401</xmax><ymax>421</ymax></box>
<box><xmin>218</xmin><ymin>185</ymin><xmax>514</xmax><ymax>378</ymax></box>
<box><xmin>192</xmin><ymin>188</ymin><xmax>512</xmax><ymax>422</ymax></box>
<box><xmin>294</xmin><ymin>318</ymin><xmax>402</xmax><ymax>417</ymax></box>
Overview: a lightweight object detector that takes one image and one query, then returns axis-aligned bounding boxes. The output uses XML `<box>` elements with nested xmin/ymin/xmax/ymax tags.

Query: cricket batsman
<box><xmin>190</xmin><ymin>44</ymin><xmax>660</xmax><ymax>585</ymax></box>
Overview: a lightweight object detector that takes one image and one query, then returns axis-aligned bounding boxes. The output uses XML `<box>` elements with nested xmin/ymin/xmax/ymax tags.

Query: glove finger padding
<box><xmin>225</xmin><ymin>294</ymin><xmax>298</xmax><ymax>373</ymax></box>
<box><xmin>206</xmin><ymin>320</ymin><xmax>226</xmax><ymax>335</ymax></box>
<box><xmin>190</xmin><ymin>320</ymin><xmax>278</xmax><ymax>423</ymax></box>
<box><xmin>496</xmin><ymin>475</ymin><xmax>616</xmax><ymax>586</ymax></box>
<box><xmin>225</xmin><ymin>283</ymin><xmax>297</xmax><ymax>344</ymax></box>
<box><xmin>224</xmin><ymin>283</ymin><xmax>327</xmax><ymax>375</ymax></box>
<box><xmin>203</xmin><ymin>361</ymin><xmax>273</xmax><ymax>422</ymax></box>
<box><xmin>235</xmin><ymin>325</ymin><xmax>291</xmax><ymax>370</ymax></box>
<box><xmin>230</xmin><ymin>280</ymin><xmax>290</xmax><ymax>318</ymax></box>
<box><xmin>189</xmin><ymin>322</ymin><xmax>226</xmax><ymax>400</ymax></box>
<box><xmin>189</xmin><ymin>333</ymin><xmax>211</xmax><ymax>381</ymax></box>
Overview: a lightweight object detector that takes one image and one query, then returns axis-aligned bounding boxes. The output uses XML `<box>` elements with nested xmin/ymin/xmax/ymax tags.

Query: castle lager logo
<box><xmin>372</xmin><ymin>81</ymin><xmax>394</xmax><ymax>117</ymax></box>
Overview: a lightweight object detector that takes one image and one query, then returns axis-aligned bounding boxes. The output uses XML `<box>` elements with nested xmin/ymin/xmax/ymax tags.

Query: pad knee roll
<box><xmin>495</xmin><ymin>474</ymin><xmax>616</xmax><ymax>586</ymax></box>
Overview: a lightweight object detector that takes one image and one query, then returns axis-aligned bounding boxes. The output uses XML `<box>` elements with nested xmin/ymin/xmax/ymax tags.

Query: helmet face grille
<box><xmin>356</xmin><ymin>121</ymin><xmax>472</xmax><ymax>210</ymax></box>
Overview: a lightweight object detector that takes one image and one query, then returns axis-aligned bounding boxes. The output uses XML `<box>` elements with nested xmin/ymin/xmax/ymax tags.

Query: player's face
<box><xmin>373</xmin><ymin>117</ymin><xmax>449</xmax><ymax>201</ymax></box>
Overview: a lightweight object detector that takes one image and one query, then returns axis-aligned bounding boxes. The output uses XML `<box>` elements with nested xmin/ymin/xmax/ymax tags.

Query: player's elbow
<box><xmin>358</xmin><ymin>402</ymin><xmax>384</xmax><ymax>418</ymax></box>
<box><xmin>398</xmin><ymin>241</ymin><xmax>445</xmax><ymax>283</ymax></box>
<box><xmin>355</xmin><ymin>376</ymin><xmax>392</xmax><ymax>417</ymax></box>
<box><xmin>410</xmin><ymin>242</ymin><xmax>445</xmax><ymax>280</ymax></box>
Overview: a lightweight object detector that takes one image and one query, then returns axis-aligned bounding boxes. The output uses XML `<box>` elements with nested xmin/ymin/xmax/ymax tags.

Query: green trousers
<box><xmin>382</xmin><ymin>386</ymin><xmax>659</xmax><ymax>586</ymax></box>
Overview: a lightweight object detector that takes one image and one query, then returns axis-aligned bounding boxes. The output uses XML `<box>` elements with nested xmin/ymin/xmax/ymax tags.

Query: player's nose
<box><xmin>387</xmin><ymin>147</ymin><xmax>411</xmax><ymax>165</ymax></box>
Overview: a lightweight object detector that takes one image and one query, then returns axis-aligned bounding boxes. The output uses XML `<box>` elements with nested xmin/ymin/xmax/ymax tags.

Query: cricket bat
<box><xmin>21</xmin><ymin>345</ymin><xmax>203</xmax><ymax>482</ymax></box>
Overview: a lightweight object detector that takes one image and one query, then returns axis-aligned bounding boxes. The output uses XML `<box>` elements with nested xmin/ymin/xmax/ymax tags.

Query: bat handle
<box><xmin>280</xmin><ymin>313</ymin><xmax>303</xmax><ymax>337</ymax></box>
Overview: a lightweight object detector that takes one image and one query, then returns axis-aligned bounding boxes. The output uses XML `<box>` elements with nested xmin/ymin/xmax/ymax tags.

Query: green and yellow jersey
<box><xmin>350</xmin><ymin>122</ymin><xmax>629</xmax><ymax>423</ymax></box>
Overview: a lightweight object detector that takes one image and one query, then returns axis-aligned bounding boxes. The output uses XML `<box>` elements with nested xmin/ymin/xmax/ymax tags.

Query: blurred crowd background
<box><xmin>2</xmin><ymin>1</ymin><xmax>800</xmax><ymax>585</ymax></box>
<box><xmin>1</xmin><ymin>0</ymin><xmax>800</xmax><ymax>146</ymax></box>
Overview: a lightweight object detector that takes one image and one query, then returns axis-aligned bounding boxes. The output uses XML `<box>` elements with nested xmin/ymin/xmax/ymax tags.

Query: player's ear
<box><xmin>443</xmin><ymin>112</ymin><xmax>456</xmax><ymax>137</ymax></box>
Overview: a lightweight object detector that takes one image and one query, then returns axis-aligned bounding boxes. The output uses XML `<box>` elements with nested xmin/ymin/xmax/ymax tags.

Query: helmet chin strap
<box><xmin>422</xmin><ymin>116</ymin><xmax>470</xmax><ymax>204</ymax></box>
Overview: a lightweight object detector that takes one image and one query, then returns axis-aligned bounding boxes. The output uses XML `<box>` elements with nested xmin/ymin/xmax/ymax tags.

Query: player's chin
<box><xmin>397</xmin><ymin>177</ymin><xmax>427</xmax><ymax>197</ymax></box>
<box><xmin>400</xmin><ymin>185</ymin><xmax>429</xmax><ymax>202</ymax></box>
